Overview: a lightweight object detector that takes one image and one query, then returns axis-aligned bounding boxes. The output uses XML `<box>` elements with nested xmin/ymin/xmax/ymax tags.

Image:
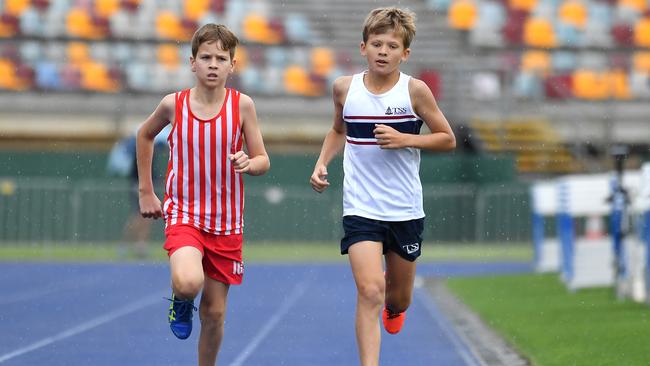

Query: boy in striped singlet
<box><xmin>136</xmin><ymin>24</ymin><xmax>270</xmax><ymax>365</ymax></box>
<box><xmin>310</xmin><ymin>7</ymin><xmax>456</xmax><ymax>366</ymax></box>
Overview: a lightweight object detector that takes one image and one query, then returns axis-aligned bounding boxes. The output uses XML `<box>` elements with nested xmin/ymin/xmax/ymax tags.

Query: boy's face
<box><xmin>190</xmin><ymin>40</ymin><xmax>236</xmax><ymax>87</ymax></box>
<box><xmin>360</xmin><ymin>31</ymin><xmax>410</xmax><ymax>75</ymax></box>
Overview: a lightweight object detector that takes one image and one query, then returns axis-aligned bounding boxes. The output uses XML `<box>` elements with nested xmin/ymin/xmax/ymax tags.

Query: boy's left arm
<box><xmin>374</xmin><ymin>78</ymin><xmax>456</xmax><ymax>152</ymax></box>
<box><xmin>231</xmin><ymin>93</ymin><xmax>270</xmax><ymax>176</ymax></box>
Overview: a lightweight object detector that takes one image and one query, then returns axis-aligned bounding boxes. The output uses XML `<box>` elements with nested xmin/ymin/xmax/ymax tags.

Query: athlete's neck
<box><xmin>191</xmin><ymin>86</ymin><xmax>226</xmax><ymax>105</ymax></box>
<box><xmin>364</xmin><ymin>71</ymin><xmax>400</xmax><ymax>94</ymax></box>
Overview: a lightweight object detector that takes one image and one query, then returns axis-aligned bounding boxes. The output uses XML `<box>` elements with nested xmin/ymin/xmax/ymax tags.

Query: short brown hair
<box><xmin>191</xmin><ymin>24</ymin><xmax>239</xmax><ymax>60</ymax></box>
<box><xmin>362</xmin><ymin>7</ymin><xmax>416</xmax><ymax>49</ymax></box>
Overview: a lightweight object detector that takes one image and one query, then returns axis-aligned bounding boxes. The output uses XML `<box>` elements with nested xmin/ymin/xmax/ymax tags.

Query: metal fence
<box><xmin>0</xmin><ymin>177</ymin><xmax>531</xmax><ymax>244</ymax></box>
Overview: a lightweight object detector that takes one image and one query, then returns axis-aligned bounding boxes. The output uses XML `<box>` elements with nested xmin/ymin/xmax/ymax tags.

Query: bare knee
<box><xmin>199</xmin><ymin>303</ymin><xmax>226</xmax><ymax>329</ymax></box>
<box><xmin>357</xmin><ymin>280</ymin><xmax>385</xmax><ymax>308</ymax></box>
<box><xmin>172</xmin><ymin>273</ymin><xmax>204</xmax><ymax>299</ymax></box>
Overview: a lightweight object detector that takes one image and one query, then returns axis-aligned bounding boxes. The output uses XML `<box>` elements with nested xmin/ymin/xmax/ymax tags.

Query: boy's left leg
<box><xmin>198</xmin><ymin>278</ymin><xmax>230</xmax><ymax>366</ymax></box>
<box><xmin>383</xmin><ymin>251</ymin><xmax>417</xmax><ymax>334</ymax></box>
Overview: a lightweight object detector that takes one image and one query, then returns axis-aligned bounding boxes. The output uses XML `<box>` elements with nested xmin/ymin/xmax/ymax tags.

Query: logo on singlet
<box><xmin>385</xmin><ymin>106</ymin><xmax>408</xmax><ymax>115</ymax></box>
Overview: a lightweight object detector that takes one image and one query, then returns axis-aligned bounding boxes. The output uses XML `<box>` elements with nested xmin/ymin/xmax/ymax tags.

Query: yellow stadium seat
<box><xmin>558</xmin><ymin>0</ymin><xmax>587</xmax><ymax>29</ymax></box>
<box><xmin>67</xmin><ymin>42</ymin><xmax>90</xmax><ymax>66</ymax></box>
<box><xmin>634</xmin><ymin>18</ymin><xmax>650</xmax><ymax>47</ymax></box>
<box><xmin>157</xmin><ymin>44</ymin><xmax>180</xmax><ymax>70</ymax></box>
<box><xmin>311</xmin><ymin>47</ymin><xmax>335</xmax><ymax>77</ymax></box>
<box><xmin>184</xmin><ymin>0</ymin><xmax>210</xmax><ymax>21</ymax></box>
<box><xmin>509</xmin><ymin>0</ymin><xmax>538</xmax><ymax>11</ymax></box>
<box><xmin>95</xmin><ymin>0</ymin><xmax>121</xmax><ymax>18</ymax></box>
<box><xmin>0</xmin><ymin>59</ymin><xmax>29</xmax><ymax>90</ymax></box>
<box><xmin>234</xmin><ymin>46</ymin><xmax>249</xmax><ymax>74</ymax></box>
<box><xmin>521</xmin><ymin>50</ymin><xmax>551</xmax><ymax>73</ymax></box>
<box><xmin>572</xmin><ymin>69</ymin><xmax>608</xmax><ymax>100</ymax></box>
<box><xmin>607</xmin><ymin>69</ymin><xmax>631</xmax><ymax>99</ymax></box>
<box><xmin>633</xmin><ymin>52</ymin><xmax>650</xmax><ymax>72</ymax></box>
<box><xmin>523</xmin><ymin>18</ymin><xmax>557</xmax><ymax>48</ymax></box>
<box><xmin>156</xmin><ymin>11</ymin><xmax>183</xmax><ymax>40</ymax></box>
<box><xmin>66</xmin><ymin>8</ymin><xmax>94</xmax><ymax>38</ymax></box>
<box><xmin>80</xmin><ymin>61</ymin><xmax>119</xmax><ymax>92</ymax></box>
<box><xmin>243</xmin><ymin>14</ymin><xmax>281</xmax><ymax>44</ymax></box>
<box><xmin>5</xmin><ymin>0</ymin><xmax>30</xmax><ymax>16</ymax></box>
<box><xmin>284</xmin><ymin>65</ymin><xmax>321</xmax><ymax>96</ymax></box>
<box><xmin>448</xmin><ymin>0</ymin><xmax>477</xmax><ymax>30</ymax></box>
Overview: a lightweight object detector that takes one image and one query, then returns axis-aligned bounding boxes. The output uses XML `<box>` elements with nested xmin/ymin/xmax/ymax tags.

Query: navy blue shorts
<box><xmin>340</xmin><ymin>215</ymin><xmax>424</xmax><ymax>262</ymax></box>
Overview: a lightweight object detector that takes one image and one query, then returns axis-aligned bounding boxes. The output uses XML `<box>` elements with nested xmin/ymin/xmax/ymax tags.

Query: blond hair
<box><xmin>362</xmin><ymin>7</ymin><xmax>416</xmax><ymax>48</ymax></box>
<box><xmin>191</xmin><ymin>24</ymin><xmax>239</xmax><ymax>59</ymax></box>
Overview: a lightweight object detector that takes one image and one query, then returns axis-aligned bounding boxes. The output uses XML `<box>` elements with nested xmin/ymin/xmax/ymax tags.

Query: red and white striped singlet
<box><xmin>163</xmin><ymin>88</ymin><xmax>244</xmax><ymax>235</ymax></box>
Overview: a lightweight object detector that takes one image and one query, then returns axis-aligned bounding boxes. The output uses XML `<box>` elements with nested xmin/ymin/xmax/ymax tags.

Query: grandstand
<box><xmin>0</xmin><ymin>0</ymin><xmax>649</xmax><ymax>172</ymax></box>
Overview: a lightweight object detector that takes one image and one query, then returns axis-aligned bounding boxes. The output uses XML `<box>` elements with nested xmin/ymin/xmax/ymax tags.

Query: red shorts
<box><xmin>164</xmin><ymin>224</ymin><xmax>244</xmax><ymax>285</ymax></box>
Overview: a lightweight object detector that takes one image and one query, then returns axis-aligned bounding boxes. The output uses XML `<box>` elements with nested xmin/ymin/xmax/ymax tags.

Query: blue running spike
<box><xmin>165</xmin><ymin>294</ymin><xmax>197</xmax><ymax>340</ymax></box>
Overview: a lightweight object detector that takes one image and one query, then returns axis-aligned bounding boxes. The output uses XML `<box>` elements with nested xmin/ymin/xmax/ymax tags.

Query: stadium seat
<box><xmin>502</xmin><ymin>9</ymin><xmax>528</xmax><ymax>45</ymax></box>
<box><xmin>633</xmin><ymin>18</ymin><xmax>650</xmax><ymax>47</ymax></box>
<box><xmin>156</xmin><ymin>11</ymin><xmax>183</xmax><ymax>40</ymax></box>
<box><xmin>0</xmin><ymin>58</ymin><xmax>31</xmax><ymax>90</ymax></box>
<box><xmin>66</xmin><ymin>8</ymin><xmax>98</xmax><ymax>39</ymax></box>
<box><xmin>243</xmin><ymin>13</ymin><xmax>281</xmax><ymax>45</ymax></box>
<box><xmin>618</xmin><ymin>0</ymin><xmax>647</xmax><ymax>13</ymax></box>
<box><xmin>523</xmin><ymin>17</ymin><xmax>557</xmax><ymax>48</ymax></box>
<box><xmin>95</xmin><ymin>0</ymin><xmax>121</xmax><ymax>18</ymax></box>
<box><xmin>0</xmin><ymin>13</ymin><xmax>20</xmax><ymax>37</ymax></box>
<box><xmin>265</xmin><ymin>47</ymin><xmax>288</xmax><ymax>69</ymax></box>
<box><xmin>544</xmin><ymin>74</ymin><xmax>573</xmax><ymax>99</ymax></box>
<box><xmin>80</xmin><ymin>61</ymin><xmax>119</xmax><ymax>92</ymax></box>
<box><xmin>552</xmin><ymin>51</ymin><xmax>577</xmax><ymax>72</ymax></box>
<box><xmin>521</xmin><ymin>50</ymin><xmax>551</xmax><ymax>73</ymax></box>
<box><xmin>632</xmin><ymin>52</ymin><xmax>650</xmax><ymax>72</ymax></box>
<box><xmin>426</xmin><ymin>0</ymin><xmax>452</xmax><ymax>12</ymax></box>
<box><xmin>448</xmin><ymin>0</ymin><xmax>478</xmax><ymax>30</ymax></box>
<box><xmin>157</xmin><ymin>43</ymin><xmax>180</xmax><ymax>70</ymax></box>
<box><xmin>555</xmin><ymin>21</ymin><xmax>582</xmax><ymax>47</ymax></box>
<box><xmin>311</xmin><ymin>47</ymin><xmax>335</xmax><ymax>78</ymax></box>
<box><xmin>582</xmin><ymin>22</ymin><xmax>613</xmax><ymax>48</ymax></box>
<box><xmin>419</xmin><ymin>69</ymin><xmax>442</xmax><ymax>100</ymax></box>
<box><xmin>607</xmin><ymin>69</ymin><xmax>631</xmax><ymax>99</ymax></box>
<box><xmin>558</xmin><ymin>0</ymin><xmax>587</xmax><ymax>29</ymax></box>
<box><xmin>19</xmin><ymin>41</ymin><xmax>41</xmax><ymax>64</ymax></box>
<box><xmin>509</xmin><ymin>0</ymin><xmax>538</xmax><ymax>12</ymax></box>
<box><xmin>4</xmin><ymin>0</ymin><xmax>31</xmax><ymax>16</ymax></box>
<box><xmin>183</xmin><ymin>0</ymin><xmax>209</xmax><ymax>21</ymax></box>
<box><xmin>239</xmin><ymin>66</ymin><xmax>263</xmax><ymax>94</ymax></box>
<box><xmin>629</xmin><ymin>71</ymin><xmax>650</xmax><ymax>98</ymax></box>
<box><xmin>284</xmin><ymin>13</ymin><xmax>313</xmax><ymax>44</ymax></box>
<box><xmin>471</xmin><ymin>71</ymin><xmax>501</xmax><ymax>100</ymax></box>
<box><xmin>67</xmin><ymin>42</ymin><xmax>90</xmax><ymax>66</ymax></box>
<box><xmin>572</xmin><ymin>69</ymin><xmax>608</xmax><ymax>100</ymax></box>
<box><xmin>35</xmin><ymin>61</ymin><xmax>62</xmax><ymax>90</ymax></box>
<box><xmin>125</xmin><ymin>61</ymin><xmax>151</xmax><ymax>91</ymax></box>
<box><xmin>513</xmin><ymin>71</ymin><xmax>543</xmax><ymax>99</ymax></box>
<box><xmin>234</xmin><ymin>45</ymin><xmax>249</xmax><ymax>73</ymax></box>
<box><xmin>19</xmin><ymin>7</ymin><xmax>43</xmax><ymax>36</ymax></box>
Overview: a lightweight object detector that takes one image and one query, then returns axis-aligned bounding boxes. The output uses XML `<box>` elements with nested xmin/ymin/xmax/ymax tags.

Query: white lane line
<box><xmin>0</xmin><ymin>292</ymin><xmax>165</xmax><ymax>364</ymax></box>
<box><xmin>414</xmin><ymin>288</ymin><xmax>486</xmax><ymax>366</ymax></box>
<box><xmin>229</xmin><ymin>279</ymin><xmax>310</xmax><ymax>366</ymax></box>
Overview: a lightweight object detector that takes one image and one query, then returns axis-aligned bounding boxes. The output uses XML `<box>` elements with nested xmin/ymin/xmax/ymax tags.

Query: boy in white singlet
<box><xmin>310</xmin><ymin>7</ymin><xmax>456</xmax><ymax>366</ymax></box>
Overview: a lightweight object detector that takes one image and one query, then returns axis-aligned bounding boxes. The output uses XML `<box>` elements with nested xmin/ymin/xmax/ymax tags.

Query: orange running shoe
<box><xmin>382</xmin><ymin>307</ymin><xmax>406</xmax><ymax>334</ymax></box>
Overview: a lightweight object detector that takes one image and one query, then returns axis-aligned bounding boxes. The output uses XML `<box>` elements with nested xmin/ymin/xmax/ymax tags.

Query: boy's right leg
<box><xmin>168</xmin><ymin>246</ymin><xmax>204</xmax><ymax>339</ymax></box>
<box><xmin>348</xmin><ymin>241</ymin><xmax>385</xmax><ymax>366</ymax></box>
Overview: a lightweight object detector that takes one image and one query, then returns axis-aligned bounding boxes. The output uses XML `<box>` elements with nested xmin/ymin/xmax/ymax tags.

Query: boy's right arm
<box><xmin>310</xmin><ymin>76</ymin><xmax>351</xmax><ymax>193</ymax></box>
<box><xmin>137</xmin><ymin>94</ymin><xmax>174</xmax><ymax>219</ymax></box>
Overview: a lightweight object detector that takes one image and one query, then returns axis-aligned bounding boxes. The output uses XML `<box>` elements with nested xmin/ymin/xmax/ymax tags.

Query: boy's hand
<box><xmin>310</xmin><ymin>165</ymin><xmax>329</xmax><ymax>193</ymax></box>
<box><xmin>230</xmin><ymin>151</ymin><xmax>250</xmax><ymax>173</ymax></box>
<box><xmin>139</xmin><ymin>192</ymin><xmax>163</xmax><ymax>219</ymax></box>
<box><xmin>374</xmin><ymin>124</ymin><xmax>407</xmax><ymax>149</ymax></box>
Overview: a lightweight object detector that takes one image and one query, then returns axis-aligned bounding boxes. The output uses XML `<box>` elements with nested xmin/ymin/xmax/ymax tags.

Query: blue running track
<box><xmin>0</xmin><ymin>261</ymin><xmax>530</xmax><ymax>365</ymax></box>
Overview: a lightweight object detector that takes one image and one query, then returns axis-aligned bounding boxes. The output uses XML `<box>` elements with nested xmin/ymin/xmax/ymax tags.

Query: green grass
<box><xmin>0</xmin><ymin>242</ymin><xmax>532</xmax><ymax>263</ymax></box>
<box><xmin>447</xmin><ymin>273</ymin><xmax>650</xmax><ymax>366</ymax></box>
